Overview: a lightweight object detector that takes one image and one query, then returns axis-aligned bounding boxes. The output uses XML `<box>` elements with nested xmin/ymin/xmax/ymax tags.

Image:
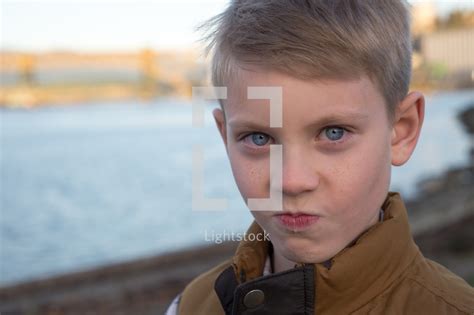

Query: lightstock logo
<box><xmin>191</xmin><ymin>86</ymin><xmax>283</xmax><ymax>212</ymax></box>
<box><xmin>204</xmin><ymin>229</ymin><xmax>271</xmax><ymax>244</ymax></box>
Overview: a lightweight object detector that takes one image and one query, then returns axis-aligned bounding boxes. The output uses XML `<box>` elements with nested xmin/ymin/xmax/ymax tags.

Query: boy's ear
<box><xmin>212</xmin><ymin>108</ymin><xmax>228</xmax><ymax>146</ymax></box>
<box><xmin>391</xmin><ymin>91</ymin><xmax>425</xmax><ymax>166</ymax></box>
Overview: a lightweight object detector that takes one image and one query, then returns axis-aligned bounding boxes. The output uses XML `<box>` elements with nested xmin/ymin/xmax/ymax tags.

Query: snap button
<box><xmin>243</xmin><ymin>289</ymin><xmax>265</xmax><ymax>308</ymax></box>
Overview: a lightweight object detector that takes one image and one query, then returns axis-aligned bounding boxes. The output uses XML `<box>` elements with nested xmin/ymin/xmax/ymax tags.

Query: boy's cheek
<box><xmin>228</xmin><ymin>151</ymin><xmax>270</xmax><ymax>198</ymax></box>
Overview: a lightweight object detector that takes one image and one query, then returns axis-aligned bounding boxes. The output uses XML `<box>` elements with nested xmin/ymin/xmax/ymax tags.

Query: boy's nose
<box><xmin>281</xmin><ymin>150</ymin><xmax>319</xmax><ymax>197</ymax></box>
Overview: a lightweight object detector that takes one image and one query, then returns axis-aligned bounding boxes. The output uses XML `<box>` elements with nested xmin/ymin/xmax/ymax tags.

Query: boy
<box><xmin>166</xmin><ymin>0</ymin><xmax>474</xmax><ymax>314</ymax></box>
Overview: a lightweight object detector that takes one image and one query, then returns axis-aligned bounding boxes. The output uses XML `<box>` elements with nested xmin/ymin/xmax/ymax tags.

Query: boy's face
<box><xmin>213</xmin><ymin>68</ymin><xmax>398</xmax><ymax>264</ymax></box>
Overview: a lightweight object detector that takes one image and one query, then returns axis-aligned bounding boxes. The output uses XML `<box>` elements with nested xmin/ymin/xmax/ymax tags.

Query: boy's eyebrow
<box><xmin>228</xmin><ymin>118</ymin><xmax>273</xmax><ymax>130</ymax></box>
<box><xmin>228</xmin><ymin>112</ymin><xmax>370</xmax><ymax>130</ymax></box>
<box><xmin>303</xmin><ymin>112</ymin><xmax>370</xmax><ymax>129</ymax></box>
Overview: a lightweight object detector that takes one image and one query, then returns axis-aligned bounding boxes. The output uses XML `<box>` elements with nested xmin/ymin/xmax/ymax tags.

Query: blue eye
<box><xmin>251</xmin><ymin>133</ymin><xmax>270</xmax><ymax>146</ymax></box>
<box><xmin>325</xmin><ymin>127</ymin><xmax>345</xmax><ymax>141</ymax></box>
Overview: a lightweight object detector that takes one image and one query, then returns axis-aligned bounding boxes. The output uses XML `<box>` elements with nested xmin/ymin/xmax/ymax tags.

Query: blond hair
<box><xmin>199</xmin><ymin>0</ymin><xmax>412</xmax><ymax>122</ymax></box>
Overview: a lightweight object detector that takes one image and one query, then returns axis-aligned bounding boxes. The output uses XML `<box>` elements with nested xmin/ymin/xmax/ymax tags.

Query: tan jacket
<box><xmin>176</xmin><ymin>192</ymin><xmax>474</xmax><ymax>314</ymax></box>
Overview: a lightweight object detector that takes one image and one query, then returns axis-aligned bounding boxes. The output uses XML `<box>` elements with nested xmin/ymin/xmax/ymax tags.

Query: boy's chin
<box><xmin>275</xmin><ymin>237</ymin><xmax>333</xmax><ymax>265</ymax></box>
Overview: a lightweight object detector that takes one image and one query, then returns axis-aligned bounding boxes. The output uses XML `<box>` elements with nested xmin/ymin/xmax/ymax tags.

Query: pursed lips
<box><xmin>273</xmin><ymin>211</ymin><xmax>321</xmax><ymax>231</ymax></box>
<box><xmin>272</xmin><ymin>210</ymin><xmax>321</xmax><ymax>216</ymax></box>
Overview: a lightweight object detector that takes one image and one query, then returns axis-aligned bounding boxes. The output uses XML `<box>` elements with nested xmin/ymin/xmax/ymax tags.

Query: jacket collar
<box><xmin>228</xmin><ymin>191</ymin><xmax>421</xmax><ymax>313</ymax></box>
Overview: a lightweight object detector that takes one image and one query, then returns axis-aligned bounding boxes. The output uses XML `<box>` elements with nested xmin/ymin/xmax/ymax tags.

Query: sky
<box><xmin>1</xmin><ymin>0</ymin><xmax>473</xmax><ymax>52</ymax></box>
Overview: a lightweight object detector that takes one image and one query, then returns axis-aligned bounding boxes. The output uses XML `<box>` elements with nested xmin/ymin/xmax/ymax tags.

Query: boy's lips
<box><xmin>274</xmin><ymin>212</ymin><xmax>320</xmax><ymax>231</ymax></box>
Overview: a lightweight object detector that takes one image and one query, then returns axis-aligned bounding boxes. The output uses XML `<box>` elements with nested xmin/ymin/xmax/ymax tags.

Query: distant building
<box><xmin>420</xmin><ymin>28</ymin><xmax>474</xmax><ymax>73</ymax></box>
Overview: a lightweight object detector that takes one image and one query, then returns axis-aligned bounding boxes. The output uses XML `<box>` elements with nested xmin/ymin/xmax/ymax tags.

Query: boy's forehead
<box><xmin>225</xmin><ymin>67</ymin><xmax>379</xmax><ymax>101</ymax></box>
<box><xmin>223</xmin><ymin>69</ymin><xmax>382</xmax><ymax>125</ymax></box>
